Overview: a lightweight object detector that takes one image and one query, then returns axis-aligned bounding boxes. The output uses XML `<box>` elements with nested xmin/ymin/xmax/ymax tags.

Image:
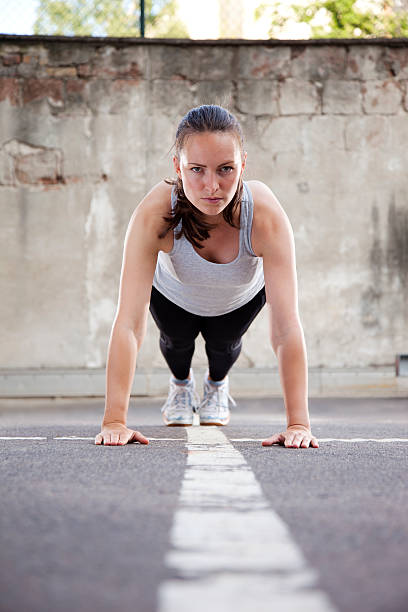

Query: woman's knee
<box><xmin>160</xmin><ymin>332</ymin><xmax>195</xmax><ymax>352</ymax></box>
<box><xmin>205</xmin><ymin>337</ymin><xmax>242</xmax><ymax>355</ymax></box>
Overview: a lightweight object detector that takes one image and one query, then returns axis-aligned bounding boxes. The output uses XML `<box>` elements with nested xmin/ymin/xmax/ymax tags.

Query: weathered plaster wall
<box><xmin>1</xmin><ymin>35</ymin><xmax>407</xmax><ymax>388</ymax></box>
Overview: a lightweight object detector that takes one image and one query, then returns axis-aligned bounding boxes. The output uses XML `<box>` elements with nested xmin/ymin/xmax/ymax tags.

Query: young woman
<box><xmin>95</xmin><ymin>104</ymin><xmax>319</xmax><ymax>450</ymax></box>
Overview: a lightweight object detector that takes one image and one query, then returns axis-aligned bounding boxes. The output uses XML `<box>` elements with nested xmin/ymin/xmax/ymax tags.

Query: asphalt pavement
<box><xmin>0</xmin><ymin>396</ymin><xmax>407</xmax><ymax>612</ymax></box>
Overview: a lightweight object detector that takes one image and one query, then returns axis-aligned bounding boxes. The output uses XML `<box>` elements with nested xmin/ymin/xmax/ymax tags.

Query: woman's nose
<box><xmin>204</xmin><ymin>171</ymin><xmax>219</xmax><ymax>193</ymax></box>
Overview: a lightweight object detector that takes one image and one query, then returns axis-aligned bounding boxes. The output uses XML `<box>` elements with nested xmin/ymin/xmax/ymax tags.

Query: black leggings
<box><xmin>149</xmin><ymin>285</ymin><xmax>266</xmax><ymax>382</ymax></box>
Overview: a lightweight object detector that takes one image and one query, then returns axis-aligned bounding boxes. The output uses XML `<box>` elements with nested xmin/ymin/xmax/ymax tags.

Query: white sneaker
<box><xmin>161</xmin><ymin>369</ymin><xmax>200</xmax><ymax>426</ymax></box>
<box><xmin>199</xmin><ymin>372</ymin><xmax>236</xmax><ymax>426</ymax></box>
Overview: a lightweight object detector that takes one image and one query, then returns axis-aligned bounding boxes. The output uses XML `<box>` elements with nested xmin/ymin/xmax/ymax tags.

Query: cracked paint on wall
<box><xmin>84</xmin><ymin>181</ymin><xmax>118</xmax><ymax>367</ymax></box>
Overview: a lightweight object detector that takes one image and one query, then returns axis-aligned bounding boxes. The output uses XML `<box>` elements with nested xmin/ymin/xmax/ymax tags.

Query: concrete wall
<box><xmin>1</xmin><ymin>35</ymin><xmax>407</xmax><ymax>396</ymax></box>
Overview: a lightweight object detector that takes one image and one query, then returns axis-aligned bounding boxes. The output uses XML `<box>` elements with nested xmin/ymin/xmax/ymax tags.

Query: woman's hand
<box><xmin>95</xmin><ymin>422</ymin><xmax>149</xmax><ymax>446</ymax></box>
<box><xmin>262</xmin><ymin>425</ymin><xmax>319</xmax><ymax>449</ymax></box>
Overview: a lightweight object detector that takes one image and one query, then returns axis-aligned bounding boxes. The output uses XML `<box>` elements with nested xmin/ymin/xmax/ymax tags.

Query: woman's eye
<box><xmin>190</xmin><ymin>166</ymin><xmax>233</xmax><ymax>173</ymax></box>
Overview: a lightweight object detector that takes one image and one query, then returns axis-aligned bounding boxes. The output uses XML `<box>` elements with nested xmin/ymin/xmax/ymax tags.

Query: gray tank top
<box><xmin>152</xmin><ymin>180</ymin><xmax>264</xmax><ymax>316</ymax></box>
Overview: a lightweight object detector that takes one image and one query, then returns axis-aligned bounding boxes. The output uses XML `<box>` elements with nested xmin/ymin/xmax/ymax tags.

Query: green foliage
<box><xmin>34</xmin><ymin>0</ymin><xmax>189</xmax><ymax>37</ymax></box>
<box><xmin>255</xmin><ymin>0</ymin><xmax>408</xmax><ymax>38</ymax></box>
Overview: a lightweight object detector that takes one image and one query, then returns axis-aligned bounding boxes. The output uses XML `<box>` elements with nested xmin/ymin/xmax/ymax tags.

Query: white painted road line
<box><xmin>0</xmin><ymin>436</ymin><xmax>184</xmax><ymax>441</ymax></box>
<box><xmin>54</xmin><ymin>436</ymin><xmax>94</xmax><ymax>440</ymax></box>
<box><xmin>0</xmin><ymin>436</ymin><xmax>407</xmax><ymax>443</ymax></box>
<box><xmin>230</xmin><ymin>438</ymin><xmax>408</xmax><ymax>443</ymax></box>
<box><xmin>0</xmin><ymin>436</ymin><xmax>47</xmax><ymax>440</ymax></box>
<box><xmin>319</xmin><ymin>438</ymin><xmax>408</xmax><ymax>442</ymax></box>
<box><xmin>53</xmin><ymin>436</ymin><xmax>183</xmax><ymax>441</ymax></box>
<box><xmin>157</xmin><ymin>426</ymin><xmax>338</xmax><ymax>612</ymax></box>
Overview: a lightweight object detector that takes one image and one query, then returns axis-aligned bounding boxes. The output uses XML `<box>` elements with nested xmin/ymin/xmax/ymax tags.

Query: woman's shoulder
<box><xmin>131</xmin><ymin>180</ymin><xmax>173</xmax><ymax>230</ymax></box>
<box><xmin>245</xmin><ymin>180</ymin><xmax>285</xmax><ymax>223</ymax></box>
<box><xmin>136</xmin><ymin>180</ymin><xmax>173</xmax><ymax>216</ymax></box>
<box><xmin>245</xmin><ymin>180</ymin><xmax>290</xmax><ymax>256</ymax></box>
<box><xmin>125</xmin><ymin>180</ymin><xmax>174</xmax><ymax>252</ymax></box>
<box><xmin>245</xmin><ymin>180</ymin><xmax>278</xmax><ymax>207</ymax></box>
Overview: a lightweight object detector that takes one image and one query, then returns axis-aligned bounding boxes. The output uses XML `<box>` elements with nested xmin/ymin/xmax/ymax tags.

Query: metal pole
<box><xmin>140</xmin><ymin>0</ymin><xmax>145</xmax><ymax>37</ymax></box>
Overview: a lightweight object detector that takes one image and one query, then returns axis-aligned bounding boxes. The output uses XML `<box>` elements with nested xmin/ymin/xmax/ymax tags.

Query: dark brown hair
<box><xmin>159</xmin><ymin>104</ymin><xmax>245</xmax><ymax>249</ymax></box>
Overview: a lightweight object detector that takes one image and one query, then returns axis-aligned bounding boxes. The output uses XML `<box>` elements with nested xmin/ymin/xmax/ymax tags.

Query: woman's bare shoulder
<box><xmin>130</xmin><ymin>180</ymin><xmax>173</xmax><ymax>231</ymax></box>
<box><xmin>246</xmin><ymin>180</ymin><xmax>290</xmax><ymax>256</ymax></box>
<box><xmin>135</xmin><ymin>180</ymin><xmax>173</xmax><ymax>218</ymax></box>
<box><xmin>126</xmin><ymin>180</ymin><xmax>174</xmax><ymax>252</ymax></box>
<box><xmin>246</xmin><ymin>180</ymin><xmax>282</xmax><ymax>212</ymax></box>
<box><xmin>246</xmin><ymin>180</ymin><xmax>287</xmax><ymax>225</ymax></box>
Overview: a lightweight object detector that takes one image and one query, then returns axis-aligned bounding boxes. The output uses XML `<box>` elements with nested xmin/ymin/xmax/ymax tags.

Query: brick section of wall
<box><xmin>2</xmin><ymin>139</ymin><xmax>63</xmax><ymax>186</ymax></box>
<box><xmin>0</xmin><ymin>38</ymin><xmax>406</xmax><ymax>187</ymax></box>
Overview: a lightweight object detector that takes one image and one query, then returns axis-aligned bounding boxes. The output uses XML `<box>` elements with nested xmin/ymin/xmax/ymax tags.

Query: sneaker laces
<box><xmin>201</xmin><ymin>380</ymin><xmax>237</xmax><ymax>414</ymax></box>
<box><xmin>162</xmin><ymin>381</ymin><xmax>200</xmax><ymax>417</ymax></box>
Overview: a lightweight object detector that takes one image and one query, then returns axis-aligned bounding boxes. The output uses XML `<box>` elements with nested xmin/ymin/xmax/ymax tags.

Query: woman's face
<box><xmin>173</xmin><ymin>131</ymin><xmax>247</xmax><ymax>218</ymax></box>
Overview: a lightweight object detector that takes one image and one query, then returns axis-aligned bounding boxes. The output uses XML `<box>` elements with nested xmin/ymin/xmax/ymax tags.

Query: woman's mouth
<box><xmin>203</xmin><ymin>197</ymin><xmax>222</xmax><ymax>203</ymax></box>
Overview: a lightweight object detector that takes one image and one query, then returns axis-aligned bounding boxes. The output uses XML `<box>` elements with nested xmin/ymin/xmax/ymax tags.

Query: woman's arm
<box><xmin>250</xmin><ymin>180</ymin><xmax>319</xmax><ymax>449</ymax></box>
<box><xmin>95</xmin><ymin>181</ymin><xmax>172</xmax><ymax>446</ymax></box>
